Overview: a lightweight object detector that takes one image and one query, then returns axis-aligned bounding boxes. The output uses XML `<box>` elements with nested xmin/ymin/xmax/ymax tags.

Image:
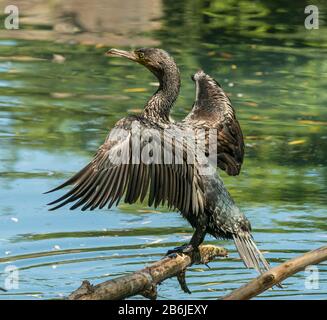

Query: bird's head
<box><xmin>106</xmin><ymin>48</ymin><xmax>179</xmax><ymax>84</ymax></box>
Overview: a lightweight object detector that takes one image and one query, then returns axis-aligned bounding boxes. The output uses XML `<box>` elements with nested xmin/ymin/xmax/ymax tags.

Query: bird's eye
<box><xmin>138</xmin><ymin>52</ymin><xmax>145</xmax><ymax>59</ymax></box>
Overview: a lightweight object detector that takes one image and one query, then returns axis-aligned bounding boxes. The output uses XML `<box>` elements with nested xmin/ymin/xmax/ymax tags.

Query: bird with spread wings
<box><xmin>46</xmin><ymin>48</ymin><xmax>277</xmax><ymax>279</ymax></box>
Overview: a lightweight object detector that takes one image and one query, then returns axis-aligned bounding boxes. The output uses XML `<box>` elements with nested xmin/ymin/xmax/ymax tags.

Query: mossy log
<box><xmin>68</xmin><ymin>245</ymin><xmax>228</xmax><ymax>300</ymax></box>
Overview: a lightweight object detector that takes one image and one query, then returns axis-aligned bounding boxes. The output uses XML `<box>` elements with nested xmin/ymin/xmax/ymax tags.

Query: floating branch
<box><xmin>222</xmin><ymin>245</ymin><xmax>327</xmax><ymax>300</ymax></box>
<box><xmin>68</xmin><ymin>245</ymin><xmax>228</xmax><ymax>300</ymax></box>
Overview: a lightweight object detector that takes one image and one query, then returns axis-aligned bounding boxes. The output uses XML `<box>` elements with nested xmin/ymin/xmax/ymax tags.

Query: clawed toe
<box><xmin>166</xmin><ymin>244</ymin><xmax>194</xmax><ymax>256</ymax></box>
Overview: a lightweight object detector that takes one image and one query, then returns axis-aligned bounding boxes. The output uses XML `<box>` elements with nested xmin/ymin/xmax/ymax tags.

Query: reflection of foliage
<box><xmin>0</xmin><ymin>0</ymin><xmax>326</xmax><ymax>207</ymax></box>
<box><xmin>160</xmin><ymin>0</ymin><xmax>327</xmax><ymax>45</ymax></box>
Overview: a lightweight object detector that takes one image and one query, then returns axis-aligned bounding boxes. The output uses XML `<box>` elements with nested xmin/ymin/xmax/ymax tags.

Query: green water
<box><xmin>0</xmin><ymin>0</ymin><xmax>326</xmax><ymax>299</ymax></box>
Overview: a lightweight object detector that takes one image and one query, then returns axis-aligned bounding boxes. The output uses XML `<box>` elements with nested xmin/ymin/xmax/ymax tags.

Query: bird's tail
<box><xmin>233</xmin><ymin>233</ymin><xmax>282</xmax><ymax>288</ymax></box>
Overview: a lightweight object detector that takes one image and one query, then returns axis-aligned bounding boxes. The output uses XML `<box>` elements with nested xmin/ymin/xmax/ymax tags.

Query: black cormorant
<box><xmin>46</xmin><ymin>48</ymin><xmax>273</xmax><ymax>276</ymax></box>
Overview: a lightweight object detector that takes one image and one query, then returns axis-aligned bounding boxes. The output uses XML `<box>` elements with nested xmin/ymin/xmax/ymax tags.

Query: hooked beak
<box><xmin>106</xmin><ymin>49</ymin><xmax>138</xmax><ymax>61</ymax></box>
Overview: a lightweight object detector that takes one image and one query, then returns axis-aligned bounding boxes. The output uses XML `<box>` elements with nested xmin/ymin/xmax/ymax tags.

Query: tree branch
<box><xmin>68</xmin><ymin>245</ymin><xmax>228</xmax><ymax>300</ymax></box>
<box><xmin>68</xmin><ymin>245</ymin><xmax>327</xmax><ymax>300</ymax></box>
<box><xmin>222</xmin><ymin>245</ymin><xmax>327</xmax><ymax>300</ymax></box>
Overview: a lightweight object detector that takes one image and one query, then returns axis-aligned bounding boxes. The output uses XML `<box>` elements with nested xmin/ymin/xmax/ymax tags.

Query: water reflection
<box><xmin>0</xmin><ymin>0</ymin><xmax>162</xmax><ymax>46</ymax></box>
<box><xmin>0</xmin><ymin>0</ymin><xmax>326</xmax><ymax>299</ymax></box>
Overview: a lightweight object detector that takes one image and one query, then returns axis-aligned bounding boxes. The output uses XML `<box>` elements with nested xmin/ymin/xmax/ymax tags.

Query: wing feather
<box><xmin>47</xmin><ymin>117</ymin><xmax>205</xmax><ymax>215</ymax></box>
<box><xmin>184</xmin><ymin>71</ymin><xmax>244</xmax><ymax>176</ymax></box>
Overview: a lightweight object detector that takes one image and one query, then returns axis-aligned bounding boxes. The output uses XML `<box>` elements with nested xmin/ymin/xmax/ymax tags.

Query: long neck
<box><xmin>143</xmin><ymin>66</ymin><xmax>180</xmax><ymax>122</ymax></box>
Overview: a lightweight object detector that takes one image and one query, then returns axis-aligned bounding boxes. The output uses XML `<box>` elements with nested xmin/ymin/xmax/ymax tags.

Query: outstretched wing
<box><xmin>46</xmin><ymin>116</ymin><xmax>205</xmax><ymax>215</ymax></box>
<box><xmin>184</xmin><ymin>70</ymin><xmax>244</xmax><ymax>176</ymax></box>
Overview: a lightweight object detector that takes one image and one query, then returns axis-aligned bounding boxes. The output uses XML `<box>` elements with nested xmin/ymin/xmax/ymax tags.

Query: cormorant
<box><xmin>46</xmin><ymin>48</ymin><xmax>273</xmax><ymax>276</ymax></box>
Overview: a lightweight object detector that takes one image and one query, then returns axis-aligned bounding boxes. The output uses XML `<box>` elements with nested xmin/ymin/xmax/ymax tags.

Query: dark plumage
<box><xmin>184</xmin><ymin>70</ymin><xmax>244</xmax><ymax>176</ymax></box>
<box><xmin>46</xmin><ymin>48</ymin><xmax>276</xmax><ymax>279</ymax></box>
<box><xmin>46</xmin><ymin>48</ymin><xmax>205</xmax><ymax>216</ymax></box>
<box><xmin>181</xmin><ymin>70</ymin><xmax>272</xmax><ymax>275</ymax></box>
